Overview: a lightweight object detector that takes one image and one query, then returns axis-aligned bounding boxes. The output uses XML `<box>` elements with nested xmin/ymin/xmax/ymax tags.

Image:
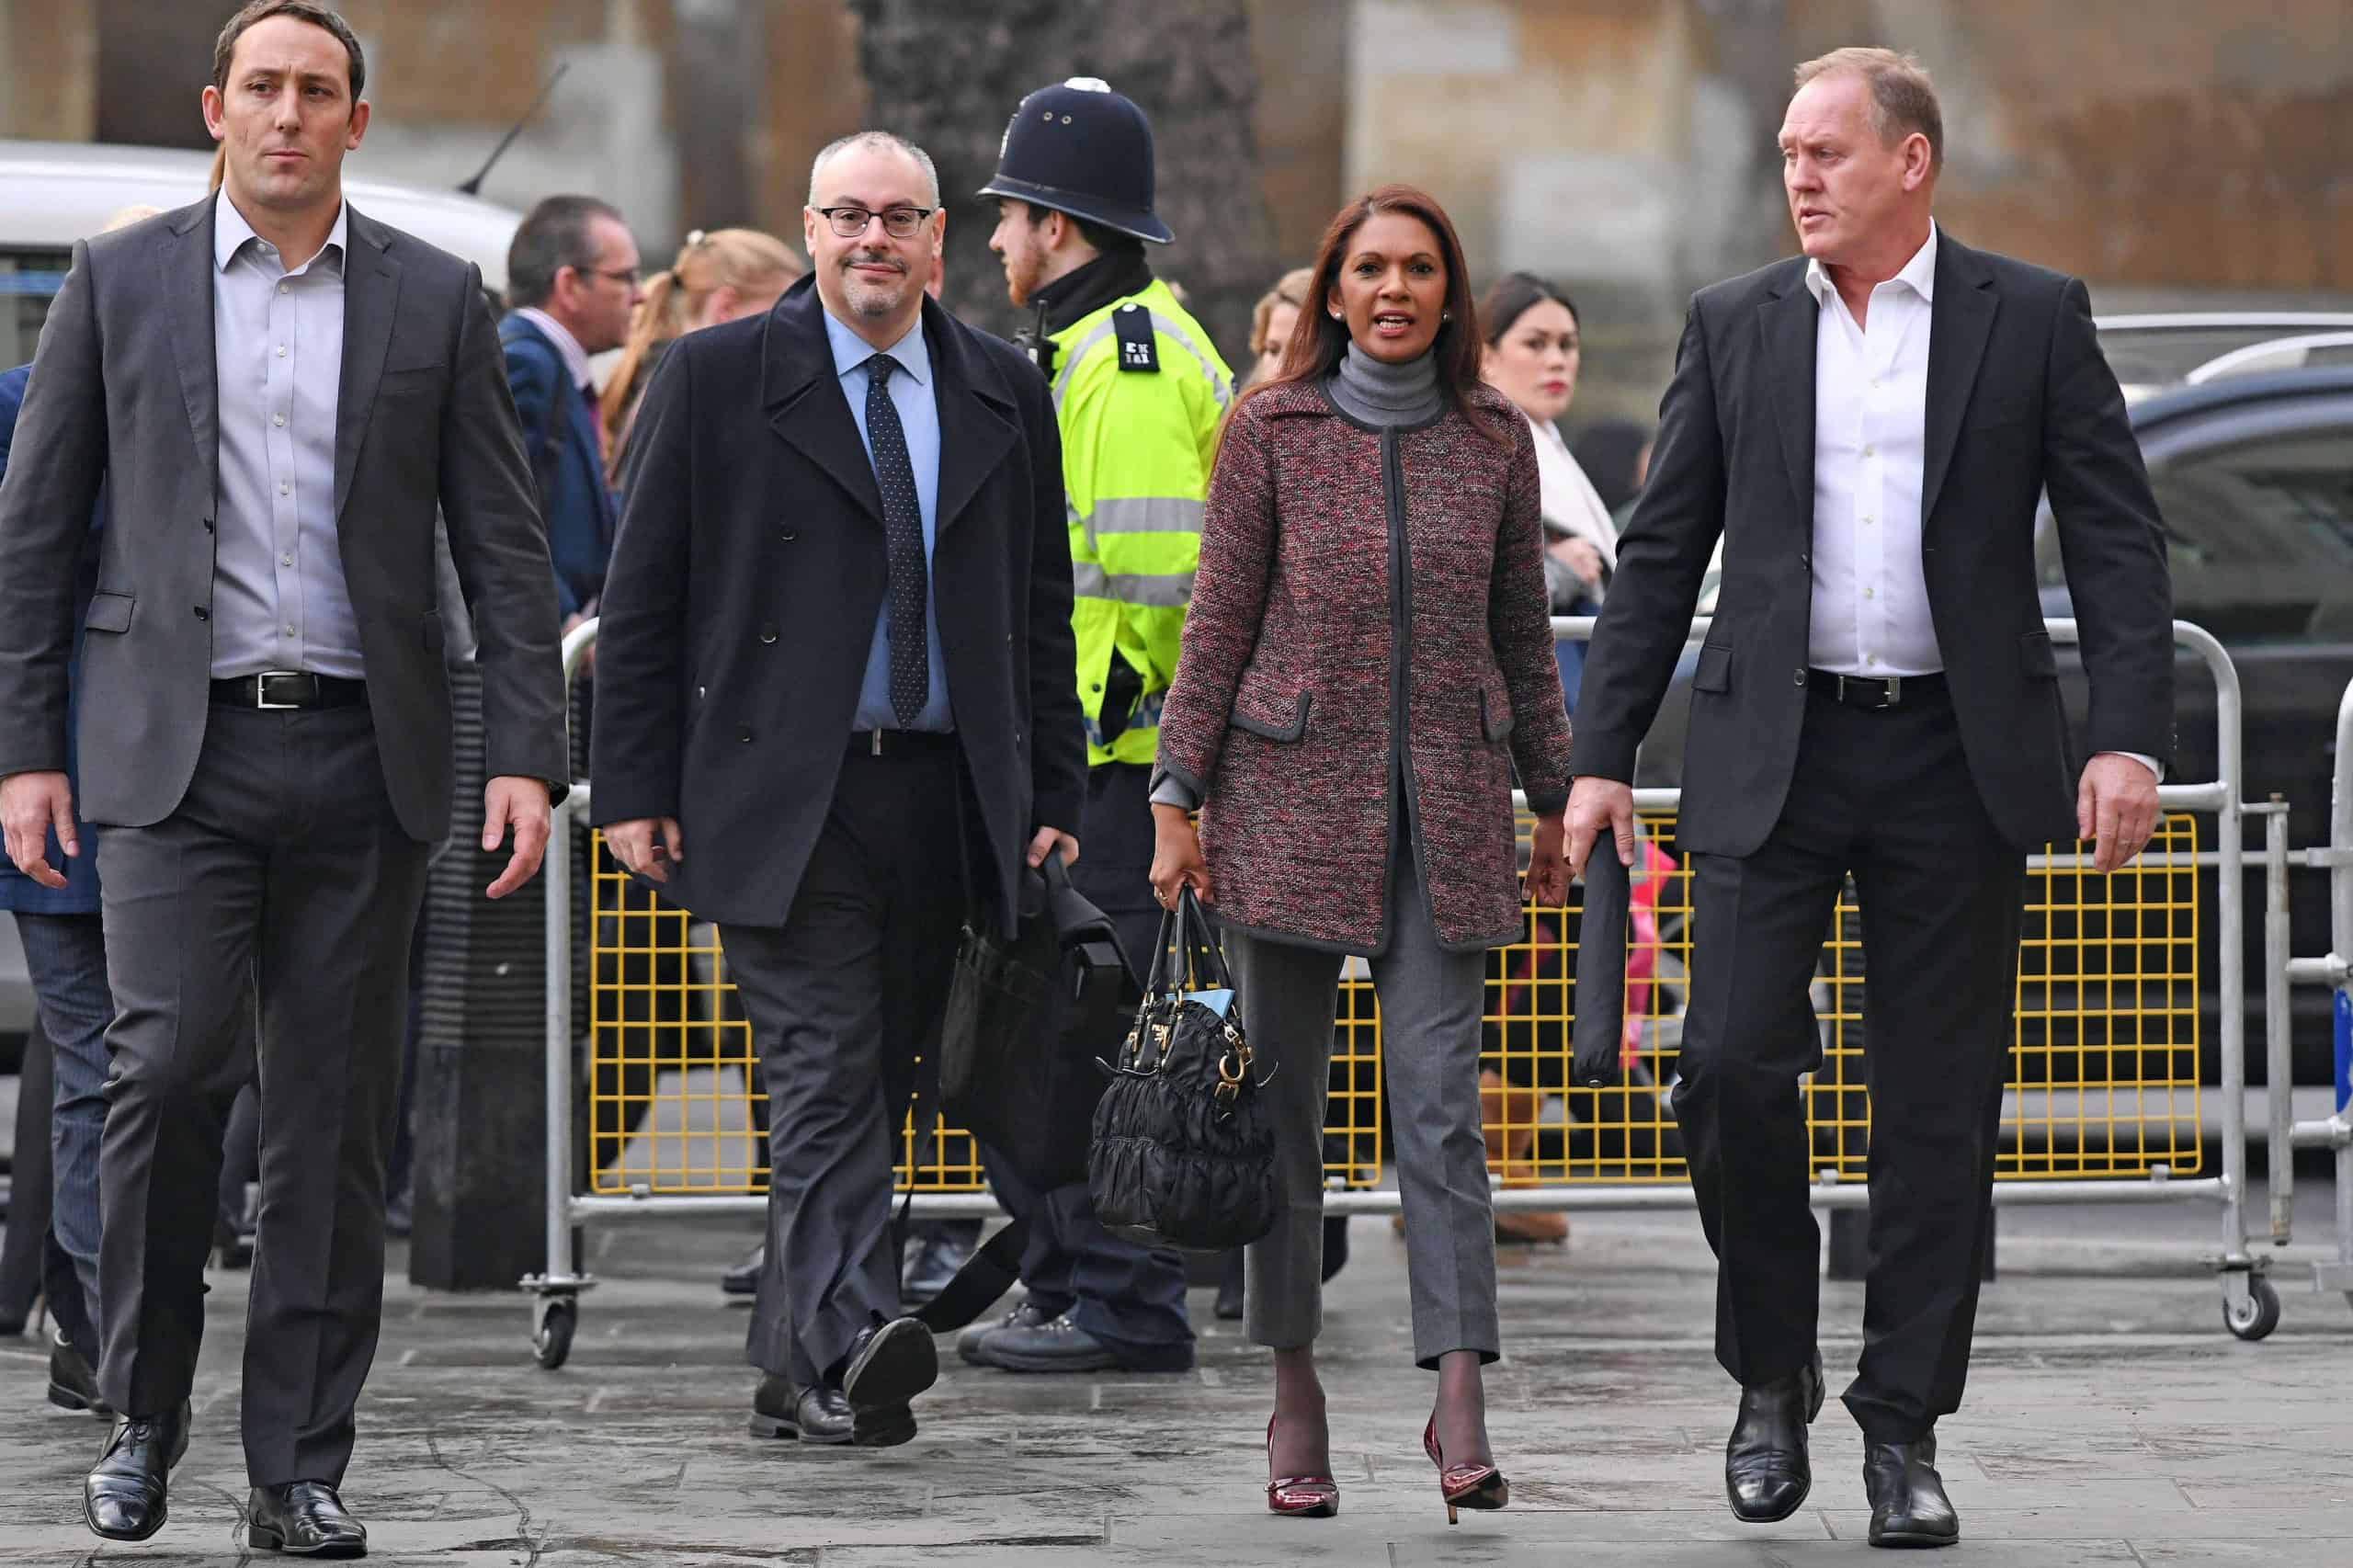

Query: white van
<box><xmin>0</xmin><ymin>137</ymin><xmax>526</xmax><ymax>366</ymax></box>
<box><xmin>0</xmin><ymin>140</ymin><xmax>524</xmax><ymax>1047</ymax></box>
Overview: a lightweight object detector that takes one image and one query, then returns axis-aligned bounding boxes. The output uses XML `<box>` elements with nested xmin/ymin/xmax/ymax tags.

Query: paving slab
<box><xmin>1</xmin><ymin>1195</ymin><xmax>2348</xmax><ymax>1564</ymax></box>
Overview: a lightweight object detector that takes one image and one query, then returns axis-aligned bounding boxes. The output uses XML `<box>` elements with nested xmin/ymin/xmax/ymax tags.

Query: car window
<box><xmin>2040</xmin><ymin>425</ymin><xmax>2353</xmax><ymax>642</ymax></box>
<box><xmin>1</xmin><ymin>247</ymin><xmax>72</xmax><ymax>369</ymax></box>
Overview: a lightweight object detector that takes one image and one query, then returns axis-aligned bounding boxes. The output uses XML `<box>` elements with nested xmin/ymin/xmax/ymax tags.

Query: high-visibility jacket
<box><xmin>1048</xmin><ymin>278</ymin><xmax>1233</xmax><ymax>767</ymax></box>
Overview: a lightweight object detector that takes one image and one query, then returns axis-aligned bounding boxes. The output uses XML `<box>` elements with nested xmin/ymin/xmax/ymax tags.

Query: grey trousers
<box><xmin>1224</xmin><ymin>844</ymin><xmax>1498</xmax><ymax>1369</ymax></box>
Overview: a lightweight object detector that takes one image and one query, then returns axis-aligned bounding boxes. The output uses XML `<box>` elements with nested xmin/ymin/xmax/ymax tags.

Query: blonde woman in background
<box><xmin>1240</xmin><ymin>266</ymin><xmax>1313</xmax><ymax>388</ymax></box>
<box><xmin>604</xmin><ymin>226</ymin><xmax>804</xmax><ymax>484</ymax></box>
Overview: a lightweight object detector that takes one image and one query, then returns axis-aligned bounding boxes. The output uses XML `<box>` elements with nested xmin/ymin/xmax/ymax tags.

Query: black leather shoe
<box><xmin>748</xmin><ymin>1374</ymin><xmax>913</xmax><ymax>1447</ymax></box>
<box><xmin>958</xmin><ymin>1298</ymin><xmax>1053</xmax><ymax>1365</ymax></box>
<box><xmin>48</xmin><ymin>1330</ymin><xmax>111</xmax><ymax>1416</ymax></box>
<box><xmin>1724</xmin><ymin>1350</ymin><xmax>1824</xmax><ymax>1523</ymax></box>
<box><xmin>1865</xmin><ymin>1437</ymin><xmax>1959</xmax><ymax>1548</ymax></box>
<box><xmin>839</xmin><ymin>1317</ymin><xmax>938</xmax><ymax>1416</ymax></box>
<box><xmin>84</xmin><ymin>1402</ymin><xmax>190</xmax><ymax>1542</ymax></box>
<box><xmin>721</xmin><ymin>1244</ymin><xmax>764</xmax><ymax>1298</ymax></box>
<box><xmin>900</xmin><ymin>1231</ymin><xmax>972</xmax><ymax>1309</ymax></box>
<box><xmin>247</xmin><ymin>1480</ymin><xmax>368</xmax><ymax>1557</ymax></box>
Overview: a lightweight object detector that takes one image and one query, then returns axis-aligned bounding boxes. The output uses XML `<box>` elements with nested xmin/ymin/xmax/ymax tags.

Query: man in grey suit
<box><xmin>0</xmin><ymin>3</ymin><xmax>567</xmax><ymax>1553</ymax></box>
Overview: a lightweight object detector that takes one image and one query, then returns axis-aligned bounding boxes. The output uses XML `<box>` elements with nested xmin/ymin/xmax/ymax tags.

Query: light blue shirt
<box><xmin>824</xmin><ymin>306</ymin><xmax>951</xmax><ymax>732</ymax></box>
<box><xmin>210</xmin><ymin>190</ymin><xmax>364</xmax><ymax>679</ymax></box>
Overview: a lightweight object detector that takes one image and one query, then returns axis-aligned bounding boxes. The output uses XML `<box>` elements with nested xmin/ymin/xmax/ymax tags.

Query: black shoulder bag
<box><xmin>1086</xmin><ymin>887</ymin><xmax>1277</xmax><ymax>1251</ymax></box>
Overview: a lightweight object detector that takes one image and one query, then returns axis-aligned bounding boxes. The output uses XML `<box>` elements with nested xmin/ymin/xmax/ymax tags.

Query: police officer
<box><xmin>962</xmin><ymin>77</ymin><xmax>1230</xmax><ymax>1376</ymax></box>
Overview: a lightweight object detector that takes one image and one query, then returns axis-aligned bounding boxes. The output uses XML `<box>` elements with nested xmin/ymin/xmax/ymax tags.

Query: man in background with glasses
<box><xmin>500</xmin><ymin>194</ymin><xmax>642</xmax><ymax>638</ymax></box>
<box><xmin>591</xmin><ymin>130</ymin><xmax>1085</xmax><ymax>1447</ymax></box>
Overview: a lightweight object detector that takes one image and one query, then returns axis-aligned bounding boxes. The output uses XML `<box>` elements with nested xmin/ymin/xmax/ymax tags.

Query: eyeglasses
<box><xmin>814</xmin><ymin>205</ymin><xmax>935</xmax><ymax>240</ymax></box>
<box><xmin>585</xmin><ymin>266</ymin><xmax>642</xmax><ymax>288</ymax></box>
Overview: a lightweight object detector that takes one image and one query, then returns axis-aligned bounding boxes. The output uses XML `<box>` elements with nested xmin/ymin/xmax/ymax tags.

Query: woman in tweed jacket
<box><xmin>1150</xmin><ymin>186</ymin><xmax>1573</xmax><ymax>1524</ymax></box>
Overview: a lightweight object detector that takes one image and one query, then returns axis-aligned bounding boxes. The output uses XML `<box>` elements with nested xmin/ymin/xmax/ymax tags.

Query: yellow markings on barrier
<box><xmin>585</xmin><ymin>812</ymin><xmax>2201</xmax><ymax>1197</ymax></box>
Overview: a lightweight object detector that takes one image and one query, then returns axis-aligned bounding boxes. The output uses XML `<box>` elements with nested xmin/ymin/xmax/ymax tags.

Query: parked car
<box><xmin>1621</xmin><ymin>364</ymin><xmax>2353</xmax><ymax>1084</ymax></box>
<box><xmin>0</xmin><ymin>140</ymin><xmax>523</xmax><ymax>1051</ymax></box>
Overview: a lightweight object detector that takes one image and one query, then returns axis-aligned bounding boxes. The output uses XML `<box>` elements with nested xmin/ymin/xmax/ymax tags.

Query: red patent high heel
<box><xmin>1424</xmin><ymin>1415</ymin><xmax>1508</xmax><ymax>1526</ymax></box>
<box><xmin>1265</xmin><ymin>1415</ymin><xmax>1340</xmax><ymax>1518</ymax></box>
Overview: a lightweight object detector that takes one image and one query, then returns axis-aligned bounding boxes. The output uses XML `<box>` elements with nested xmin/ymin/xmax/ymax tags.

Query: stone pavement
<box><xmin>2</xmin><ymin>1193</ymin><xmax>2349</xmax><ymax>1566</ymax></box>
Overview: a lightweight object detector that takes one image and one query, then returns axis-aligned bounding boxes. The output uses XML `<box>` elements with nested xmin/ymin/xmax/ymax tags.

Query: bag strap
<box><xmin>913</xmin><ymin>1215</ymin><xmax>1029</xmax><ymax>1333</ymax></box>
<box><xmin>1176</xmin><ymin>885</ymin><xmax>1231</xmax><ymax>990</ymax></box>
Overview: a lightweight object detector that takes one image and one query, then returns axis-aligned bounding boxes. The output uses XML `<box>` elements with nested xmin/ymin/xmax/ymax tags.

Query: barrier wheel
<box><xmin>2223</xmin><ymin>1276</ymin><xmax>2280</xmax><ymax>1342</ymax></box>
<box><xmin>534</xmin><ymin>1298</ymin><xmax>577</xmax><ymax>1369</ymax></box>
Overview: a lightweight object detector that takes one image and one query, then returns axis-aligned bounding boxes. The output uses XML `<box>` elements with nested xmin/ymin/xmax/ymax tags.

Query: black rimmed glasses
<box><xmin>815</xmin><ymin>205</ymin><xmax>936</xmax><ymax>240</ymax></box>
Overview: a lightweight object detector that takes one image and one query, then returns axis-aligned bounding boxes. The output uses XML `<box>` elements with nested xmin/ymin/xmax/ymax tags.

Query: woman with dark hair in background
<box><xmin>1477</xmin><ymin>274</ymin><xmax>1620</xmax><ymax>707</ymax></box>
<box><xmin>1153</xmin><ymin>186</ymin><xmax>1572</xmax><ymax>1526</ymax></box>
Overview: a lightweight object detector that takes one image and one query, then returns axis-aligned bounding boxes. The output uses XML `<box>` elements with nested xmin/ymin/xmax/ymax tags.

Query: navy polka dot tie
<box><xmin>864</xmin><ymin>354</ymin><xmax>928</xmax><ymax>727</ymax></box>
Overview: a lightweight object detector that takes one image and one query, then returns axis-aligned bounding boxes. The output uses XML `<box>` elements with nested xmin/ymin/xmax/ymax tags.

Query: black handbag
<box><xmin>1086</xmin><ymin>888</ymin><xmax>1277</xmax><ymax>1251</ymax></box>
<box><xmin>938</xmin><ymin>855</ymin><xmax>1131</xmax><ymax>1192</ymax></box>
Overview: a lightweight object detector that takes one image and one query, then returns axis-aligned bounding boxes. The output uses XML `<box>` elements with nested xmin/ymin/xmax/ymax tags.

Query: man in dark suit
<box><xmin>592</xmin><ymin>129</ymin><xmax>1084</xmax><ymax>1448</ymax></box>
<box><xmin>0</xmin><ymin>3</ymin><xmax>567</xmax><ymax>1551</ymax></box>
<box><xmin>1568</xmin><ymin>48</ymin><xmax>2172</xmax><ymax>1550</ymax></box>
<box><xmin>497</xmin><ymin>195</ymin><xmax>639</xmax><ymax>632</ymax></box>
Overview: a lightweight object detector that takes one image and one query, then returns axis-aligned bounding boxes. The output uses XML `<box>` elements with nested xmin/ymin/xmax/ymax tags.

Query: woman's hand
<box><xmin>1149</xmin><ymin>802</ymin><xmax>1213</xmax><ymax>908</ymax></box>
<box><xmin>1525</xmin><ymin>812</ymin><xmax>1571</xmax><ymax>907</ymax></box>
<box><xmin>1547</xmin><ymin>534</ymin><xmax>1605</xmax><ymax>589</ymax></box>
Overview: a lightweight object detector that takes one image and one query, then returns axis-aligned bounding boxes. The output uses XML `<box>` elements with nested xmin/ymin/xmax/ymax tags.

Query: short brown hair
<box><xmin>1794</xmin><ymin>47</ymin><xmax>1941</xmax><ymax>173</ymax></box>
<box><xmin>212</xmin><ymin>1</ymin><xmax>367</xmax><ymax>102</ymax></box>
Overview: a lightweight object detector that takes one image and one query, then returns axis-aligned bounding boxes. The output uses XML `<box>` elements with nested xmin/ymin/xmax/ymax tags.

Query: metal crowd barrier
<box><xmin>523</xmin><ymin>615</ymin><xmax>2266</xmax><ymax>1366</ymax></box>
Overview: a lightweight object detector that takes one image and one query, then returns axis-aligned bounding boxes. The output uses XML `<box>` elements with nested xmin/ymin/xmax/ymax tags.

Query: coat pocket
<box><xmin>1693</xmin><ymin>642</ymin><xmax>1733</xmax><ymax>693</ymax></box>
<box><xmin>2019</xmin><ymin>630</ymin><xmax>2058</xmax><ymax>677</ymax></box>
<box><xmin>1478</xmin><ymin>686</ymin><xmax>1515</xmax><ymax>742</ymax></box>
<box><xmin>84</xmin><ymin>591</ymin><xmax>134</xmax><ymax>634</ymax></box>
<box><xmin>1228</xmin><ymin>689</ymin><xmax>1310</xmax><ymax>742</ymax></box>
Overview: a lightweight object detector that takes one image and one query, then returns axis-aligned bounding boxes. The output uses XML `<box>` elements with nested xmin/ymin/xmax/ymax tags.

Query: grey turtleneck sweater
<box><xmin>1326</xmin><ymin>342</ymin><xmax>1442</xmax><ymax>426</ymax></box>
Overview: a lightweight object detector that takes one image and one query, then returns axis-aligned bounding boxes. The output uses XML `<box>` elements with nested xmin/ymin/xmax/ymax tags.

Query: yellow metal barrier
<box><xmin>584</xmin><ymin>813</ymin><xmax>2200</xmax><ymax>1196</ymax></box>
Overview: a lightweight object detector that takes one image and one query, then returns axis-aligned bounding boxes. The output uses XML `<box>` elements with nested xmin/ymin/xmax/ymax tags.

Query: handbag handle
<box><xmin>1174</xmin><ymin>885</ymin><xmax>1232</xmax><ymax>993</ymax></box>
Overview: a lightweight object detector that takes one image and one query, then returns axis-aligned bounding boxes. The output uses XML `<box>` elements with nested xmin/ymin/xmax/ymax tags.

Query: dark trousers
<box><xmin>0</xmin><ymin>1010</ymin><xmax>97</xmax><ymax>1357</ymax></box>
<box><xmin>95</xmin><ymin>704</ymin><xmax>431</xmax><ymax>1486</ymax></box>
<box><xmin>14</xmin><ymin>910</ymin><xmax>114</xmax><ymax>1329</ymax></box>
<box><xmin>726</xmin><ymin>742</ymin><xmax>965</xmax><ymax>1387</ymax></box>
<box><xmin>976</xmin><ymin>761</ymin><xmax>1191</xmax><ymax>1360</ymax></box>
<box><xmin>1672</xmin><ymin>682</ymin><xmax>2025</xmax><ymax>1442</ymax></box>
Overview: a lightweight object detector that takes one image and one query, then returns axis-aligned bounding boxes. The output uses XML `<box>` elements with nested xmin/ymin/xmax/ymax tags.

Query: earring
<box><xmin>1442</xmin><ymin>310</ymin><xmax>1452</xmax><ymax>322</ymax></box>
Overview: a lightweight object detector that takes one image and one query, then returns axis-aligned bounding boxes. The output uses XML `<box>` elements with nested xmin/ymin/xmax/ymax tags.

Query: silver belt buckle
<box><xmin>255</xmin><ymin>670</ymin><xmax>312</xmax><ymax>710</ymax></box>
<box><xmin>1879</xmin><ymin>676</ymin><xmax>1902</xmax><ymax>709</ymax></box>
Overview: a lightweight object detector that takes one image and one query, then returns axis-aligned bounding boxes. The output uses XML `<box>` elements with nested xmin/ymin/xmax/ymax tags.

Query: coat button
<box><xmin>736</xmin><ymin>725</ymin><xmax>753</xmax><ymax>744</ymax></box>
<box><xmin>1792</xmin><ymin>668</ymin><xmax>1806</xmax><ymax>686</ymax></box>
<box><xmin>193</xmin><ymin>605</ymin><xmax>209</xmax><ymax>620</ymax></box>
<box><xmin>779</xmin><ymin>529</ymin><xmax>798</xmax><ymax>542</ymax></box>
<box><xmin>759</xmin><ymin>625</ymin><xmax>778</xmax><ymax>644</ymax></box>
<box><xmin>200</xmin><ymin>517</ymin><xmax>214</xmax><ymax>532</ymax></box>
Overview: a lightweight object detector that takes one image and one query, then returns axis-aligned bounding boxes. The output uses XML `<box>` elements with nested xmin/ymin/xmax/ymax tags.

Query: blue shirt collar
<box><xmin>823</xmin><ymin>304</ymin><xmax>929</xmax><ymax>388</ymax></box>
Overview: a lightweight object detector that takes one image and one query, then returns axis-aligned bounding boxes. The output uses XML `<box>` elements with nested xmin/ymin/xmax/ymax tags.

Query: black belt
<box><xmin>210</xmin><ymin>672</ymin><xmax>368</xmax><ymax>710</ymax></box>
<box><xmin>848</xmin><ymin>728</ymin><xmax>957</xmax><ymax>758</ymax></box>
<box><xmin>1805</xmin><ymin>668</ymin><xmax>1946</xmax><ymax>710</ymax></box>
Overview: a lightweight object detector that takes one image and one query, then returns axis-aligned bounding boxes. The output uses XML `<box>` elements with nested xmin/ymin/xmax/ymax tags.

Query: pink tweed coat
<box><xmin>1156</xmin><ymin>379</ymin><xmax>1574</xmax><ymax>954</ymax></box>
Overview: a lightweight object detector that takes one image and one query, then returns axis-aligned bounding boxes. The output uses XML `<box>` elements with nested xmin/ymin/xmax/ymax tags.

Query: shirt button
<box><xmin>1864</xmin><ymin>586</ymin><xmax>1875</xmax><ymax>600</ymax></box>
<box><xmin>277</xmin><ymin>345</ymin><xmax>287</xmax><ymax>358</ymax></box>
<box><xmin>277</xmin><ymin>282</ymin><xmax>289</xmax><ymax>294</ymax></box>
<box><xmin>1867</xmin><ymin>655</ymin><xmax>1880</xmax><ymax>667</ymax></box>
<box><xmin>273</xmin><ymin>413</ymin><xmax>286</xmax><ymax>427</ymax></box>
<box><xmin>279</xmin><ymin>481</ymin><xmax>290</xmax><ymax>495</ymax></box>
<box><xmin>1862</xmin><ymin>515</ymin><xmax>1875</xmax><ymax>526</ymax></box>
<box><xmin>283</xmin><ymin>624</ymin><xmax>295</xmax><ymax>638</ymax></box>
<box><xmin>1863</xmin><ymin>444</ymin><xmax>1876</xmax><ymax>458</ymax></box>
<box><xmin>280</xmin><ymin>553</ymin><xmax>293</xmax><ymax>567</ymax></box>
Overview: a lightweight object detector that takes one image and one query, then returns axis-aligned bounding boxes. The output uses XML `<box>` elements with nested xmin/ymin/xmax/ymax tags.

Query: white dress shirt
<box><xmin>210</xmin><ymin>191</ymin><xmax>361</xmax><ymax>679</ymax></box>
<box><xmin>1806</xmin><ymin>222</ymin><xmax>1938</xmax><ymax>677</ymax></box>
<box><xmin>1804</xmin><ymin>222</ymin><xmax>2158</xmax><ymax>780</ymax></box>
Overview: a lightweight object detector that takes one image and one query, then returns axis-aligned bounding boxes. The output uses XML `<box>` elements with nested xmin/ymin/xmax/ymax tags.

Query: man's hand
<box><xmin>1566</xmin><ymin>777</ymin><xmax>1636</xmax><ymax>881</ymax></box>
<box><xmin>2077</xmin><ymin>752</ymin><xmax>2161</xmax><ymax>875</ymax></box>
<box><xmin>0</xmin><ymin>771</ymin><xmax>77</xmax><ymax>890</ymax></box>
<box><xmin>482</xmin><ymin>777</ymin><xmax>552</xmax><ymax>899</ymax></box>
<box><xmin>1028</xmin><ymin>826</ymin><xmax>1079</xmax><ymax>869</ymax></box>
<box><xmin>1525</xmin><ymin>812</ymin><xmax>1571</xmax><ymax>906</ymax></box>
<box><xmin>605</xmin><ymin>816</ymin><xmax>685</xmax><ymax>885</ymax></box>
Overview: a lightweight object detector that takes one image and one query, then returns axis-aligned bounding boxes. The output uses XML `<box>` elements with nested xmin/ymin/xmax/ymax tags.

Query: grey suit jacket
<box><xmin>0</xmin><ymin>197</ymin><xmax>567</xmax><ymax>842</ymax></box>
